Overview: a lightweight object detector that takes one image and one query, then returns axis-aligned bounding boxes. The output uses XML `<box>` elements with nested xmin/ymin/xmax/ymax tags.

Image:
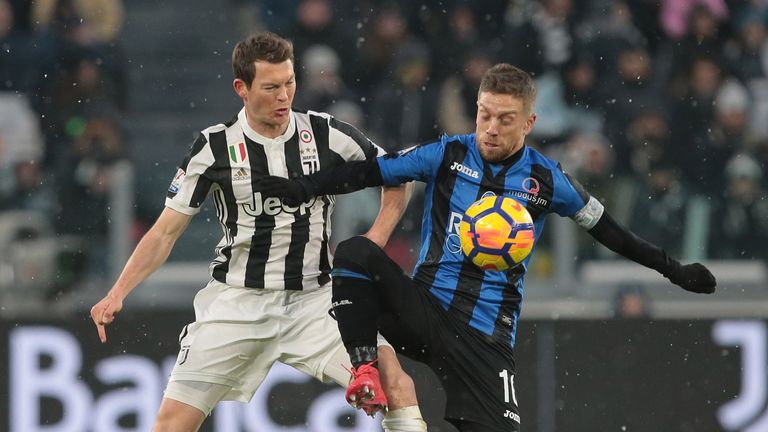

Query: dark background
<box><xmin>0</xmin><ymin>314</ymin><xmax>746</xmax><ymax>431</ymax></box>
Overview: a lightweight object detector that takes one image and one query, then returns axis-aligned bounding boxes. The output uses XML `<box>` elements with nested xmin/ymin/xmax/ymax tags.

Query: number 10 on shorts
<box><xmin>499</xmin><ymin>369</ymin><xmax>517</xmax><ymax>405</ymax></box>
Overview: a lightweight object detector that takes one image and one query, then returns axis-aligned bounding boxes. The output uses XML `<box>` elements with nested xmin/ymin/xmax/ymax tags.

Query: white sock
<box><xmin>382</xmin><ymin>406</ymin><xmax>428</xmax><ymax>432</ymax></box>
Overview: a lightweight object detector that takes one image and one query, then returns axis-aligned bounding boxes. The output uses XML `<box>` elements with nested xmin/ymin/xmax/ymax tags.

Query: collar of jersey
<box><xmin>238</xmin><ymin>107</ymin><xmax>296</xmax><ymax>145</ymax></box>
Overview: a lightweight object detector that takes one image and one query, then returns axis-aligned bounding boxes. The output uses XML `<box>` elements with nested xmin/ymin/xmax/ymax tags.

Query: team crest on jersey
<box><xmin>299</xmin><ymin>129</ymin><xmax>313</xmax><ymax>143</ymax></box>
<box><xmin>229</xmin><ymin>142</ymin><xmax>248</xmax><ymax>164</ymax></box>
<box><xmin>299</xmin><ymin>131</ymin><xmax>319</xmax><ymax>175</ymax></box>
<box><xmin>522</xmin><ymin>177</ymin><xmax>540</xmax><ymax>196</ymax></box>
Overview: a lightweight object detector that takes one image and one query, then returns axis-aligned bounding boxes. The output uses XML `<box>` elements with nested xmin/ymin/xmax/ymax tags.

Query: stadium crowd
<box><xmin>1</xmin><ymin>0</ymin><xmax>767</xmax><ymax>293</ymax></box>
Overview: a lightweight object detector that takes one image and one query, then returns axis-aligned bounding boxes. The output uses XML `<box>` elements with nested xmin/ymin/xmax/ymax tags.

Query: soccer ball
<box><xmin>458</xmin><ymin>196</ymin><xmax>535</xmax><ymax>271</ymax></box>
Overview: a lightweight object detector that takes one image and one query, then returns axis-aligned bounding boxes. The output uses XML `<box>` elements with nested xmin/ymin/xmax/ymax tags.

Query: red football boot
<box><xmin>345</xmin><ymin>360</ymin><xmax>389</xmax><ymax>416</ymax></box>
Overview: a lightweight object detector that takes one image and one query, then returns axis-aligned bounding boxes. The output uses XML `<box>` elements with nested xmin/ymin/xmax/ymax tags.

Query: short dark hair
<box><xmin>232</xmin><ymin>32</ymin><xmax>294</xmax><ymax>86</ymax></box>
<box><xmin>478</xmin><ymin>63</ymin><xmax>537</xmax><ymax>113</ymax></box>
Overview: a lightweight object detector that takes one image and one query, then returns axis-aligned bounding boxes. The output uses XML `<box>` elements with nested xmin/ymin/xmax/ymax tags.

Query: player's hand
<box><xmin>667</xmin><ymin>263</ymin><xmax>717</xmax><ymax>294</ymax></box>
<box><xmin>253</xmin><ymin>175</ymin><xmax>307</xmax><ymax>206</ymax></box>
<box><xmin>90</xmin><ymin>294</ymin><xmax>124</xmax><ymax>343</ymax></box>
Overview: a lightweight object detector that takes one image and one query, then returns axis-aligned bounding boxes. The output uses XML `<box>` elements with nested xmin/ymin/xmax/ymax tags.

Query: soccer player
<box><xmin>255</xmin><ymin>63</ymin><xmax>718</xmax><ymax>431</ymax></box>
<box><xmin>89</xmin><ymin>32</ymin><xmax>427</xmax><ymax>432</ymax></box>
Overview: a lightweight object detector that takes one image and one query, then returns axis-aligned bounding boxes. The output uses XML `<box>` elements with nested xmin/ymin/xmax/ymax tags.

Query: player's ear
<box><xmin>233</xmin><ymin>79</ymin><xmax>249</xmax><ymax>99</ymax></box>
<box><xmin>524</xmin><ymin>114</ymin><xmax>537</xmax><ymax>135</ymax></box>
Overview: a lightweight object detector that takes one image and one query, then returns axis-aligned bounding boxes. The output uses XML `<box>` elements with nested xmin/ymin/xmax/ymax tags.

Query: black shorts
<box><xmin>358</xmin><ymin>244</ymin><xmax>521</xmax><ymax>431</ymax></box>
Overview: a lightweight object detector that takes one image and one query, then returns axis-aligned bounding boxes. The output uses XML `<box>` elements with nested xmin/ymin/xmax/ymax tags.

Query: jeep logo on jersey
<box><xmin>243</xmin><ymin>192</ymin><xmax>317</xmax><ymax>217</ymax></box>
<box><xmin>229</xmin><ymin>142</ymin><xmax>248</xmax><ymax>164</ymax></box>
<box><xmin>450</xmin><ymin>161</ymin><xmax>480</xmax><ymax>179</ymax></box>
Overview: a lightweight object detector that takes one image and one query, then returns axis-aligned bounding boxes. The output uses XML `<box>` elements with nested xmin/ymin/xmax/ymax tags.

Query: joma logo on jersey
<box><xmin>243</xmin><ymin>192</ymin><xmax>317</xmax><ymax>217</ymax></box>
<box><xmin>450</xmin><ymin>161</ymin><xmax>479</xmax><ymax>179</ymax></box>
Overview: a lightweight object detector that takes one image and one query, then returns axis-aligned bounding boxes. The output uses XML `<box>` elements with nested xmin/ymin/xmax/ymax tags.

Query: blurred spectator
<box><xmin>0</xmin><ymin>0</ymin><xmax>39</xmax><ymax>93</ymax></box>
<box><xmin>662</xmin><ymin>4</ymin><xmax>731</xmax><ymax>98</ymax></box>
<box><xmin>32</xmin><ymin>0</ymin><xmax>128</xmax><ymax>112</ymax></box>
<box><xmin>727</xmin><ymin>15</ymin><xmax>768</xmax><ymax>82</ymax></box>
<box><xmin>437</xmin><ymin>49</ymin><xmax>493</xmax><ymax>135</ymax></box>
<box><xmin>668</xmin><ymin>56</ymin><xmax>733</xmax><ymax>192</ymax></box>
<box><xmin>554</xmin><ymin>131</ymin><xmax>616</xmax><ymax>258</ymax></box>
<box><xmin>369</xmin><ymin>38</ymin><xmax>439</xmax><ymax>152</ymax></box>
<box><xmin>32</xmin><ymin>0</ymin><xmax>125</xmax><ymax>44</ymax></box>
<box><xmin>428</xmin><ymin>4</ymin><xmax>483</xmax><ymax>81</ymax></box>
<box><xmin>350</xmin><ymin>3</ymin><xmax>408</xmax><ymax>92</ymax></box>
<box><xmin>660</xmin><ymin>0</ymin><xmax>728</xmax><ymax>40</ymax></box>
<box><xmin>3</xmin><ymin>161</ymin><xmax>55</xmax><ymax>215</ymax></box>
<box><xmin>625</xmin><ymin>107</ymin><xmax>670</xmax><ymax>177</ymax></box>
<box><xmin>532</xmin><ymin>53</ymin><xmax>603</xmax><ymax>139</ymax></box>
<box><xmin>612</xmin><ymin>284</ymin><xmax>651</xmax><ymax>319</ymax></box>
<box><xmin>708</xmin><ymin>154</ymin><xmax>768</xmax><ymax>260</ymax></box>
<box><xmin>627</xmin><ymin>159</ymin><xmax>687</xmax><ymax>258</ymax></box>
<box><xmin>504</xmin><ymin>0</ymin><xmax>579</xmax><ymax>77</ymax></box>
<box><xmin>56</xmin><ymin>116</ymin><xmax>124</xmax><ymax>236</ymax></box>
<box><xmin>293</xmin><ymin>44</ymin><xmax>356</xmax><ymax>112</ymax></box>
<box><xmin>579</xmin><ymin>0</ymin><xmax>647</xmax><ymax>83</ymax></box>
<box><xmin>597</xmin><ymin>43</ymin><xmax>663</xmax><ymax>173</ymax></box>
<box><xmin>711</xmin><ymin>79</ymin><xmax>753</xmax><ymax>150</ymax></box>
<box><xmin>0</xmin><ymin>93</ymin><xmax>45</xmax><ymax>207</ymax></box>
<box><xmin>558</xmin><ymin>132</ymin><xmax>615</xmax><ymax>199</ymax></box>
<box><xmin>287</xmin><ymin>0</ymin><xmax>353</xmax><ymax>70</ymax></box>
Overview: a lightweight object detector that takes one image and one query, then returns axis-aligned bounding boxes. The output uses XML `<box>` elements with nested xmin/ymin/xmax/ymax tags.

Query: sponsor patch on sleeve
<box><xmin>168</xmin><ymin>168</ymin><xmax>185</xmax><ymax>194</ymax></box>
<box><xmin>572</xmin><ymin>196</ymin><xmax>604</xmax><ymax>229</ymax></box>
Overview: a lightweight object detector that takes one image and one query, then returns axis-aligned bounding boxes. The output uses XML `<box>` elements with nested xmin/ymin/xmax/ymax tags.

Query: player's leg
<box><xmin>331</xmin><ymin>236</ymin><xmax>433</xmax><ymax>422</ymax></box>
<box><xmin>331</xmin><ymin>236</ymin><xmax>431</xmax><ymax>367</ymax></box>
<box><xmin>377</xmin><ymin>346</ymin><xmax>428</xmax><ymax>432</ymax></box>
<box><xmin>282</xmin><ymin>282</ymin><xmax>426</xmax><ymax>431</ymax></box>
<box><xmin>321</xmin><ymin>343</ymin><xmax>427</xmax><ymax>432</ymax></box>
<box><xmin>153</xmin><ymin>381</ymin><xmax>231</xmax><ymax>432</ymax></box>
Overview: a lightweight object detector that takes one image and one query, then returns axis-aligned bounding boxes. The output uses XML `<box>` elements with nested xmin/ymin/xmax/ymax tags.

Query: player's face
<box><xmin>475</xmin><ymin>92</ymin><xmax>536</xmax><ymax>163</ymax></box>
<box><xmin>234</xmin><ymin>60</ymin><xmax>296</xmax><ymax>136</ymax></box>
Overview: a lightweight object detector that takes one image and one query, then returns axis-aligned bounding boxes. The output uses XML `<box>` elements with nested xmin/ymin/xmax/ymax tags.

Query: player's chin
<box><xmin>479</xmin><ymin>148</ymin><xmax>504</xmax><ymax>163</ymax></box>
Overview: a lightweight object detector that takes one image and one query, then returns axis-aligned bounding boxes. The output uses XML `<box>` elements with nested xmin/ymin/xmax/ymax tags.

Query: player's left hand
<box><xmin>667</xmin><ymin>263</ymin><xmax>717</xmax><ymax>294</ymax></box>
<box><xmin>253</xmin><ymin>175</ymin><xmax>307</xmax><ymax>206</ymax></box>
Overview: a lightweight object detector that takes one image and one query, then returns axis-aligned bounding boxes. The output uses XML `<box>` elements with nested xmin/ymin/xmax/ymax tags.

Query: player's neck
<box><xmin>244</xmin><ymin>108</ymin><xmax>291</xmax><ymax>139</ymax></box>
<box><xmin>249</xmin><ymin>118</ymin><xmax>290</xmax><ymax>139</ymax></box>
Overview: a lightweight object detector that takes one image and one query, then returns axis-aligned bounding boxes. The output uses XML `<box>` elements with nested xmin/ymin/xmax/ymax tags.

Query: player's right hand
<box><xmin>90</xmin><ymin>294</ymin><xmax>124</xmax><ymax>343</ymax></box>
<box><xmin>667</xmin><ymin>263</ymin><xmax>717</xmax><ymax>294</ymax></box>
<box><xmin>253</xmin><ymin>175</ymin><xmax>307</xmax><ymax>206</ymax></box>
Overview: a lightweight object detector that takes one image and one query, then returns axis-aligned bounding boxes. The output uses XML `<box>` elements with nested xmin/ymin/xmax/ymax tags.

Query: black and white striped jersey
<box><xmin>166</xmin><ymin>107</ymin><xmax>384</xmax><ymax>291</ymax></box>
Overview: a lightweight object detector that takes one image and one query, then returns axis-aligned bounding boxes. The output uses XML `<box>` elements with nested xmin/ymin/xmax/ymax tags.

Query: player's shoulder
<box><xmin>200</xmin><ymin>112</ymin><xmax>240</xmax><ymax>139</ymax></box>
<box><xmin>524</xmin><ymin>145</ymin><xmax>562</xmax><ymax>170</ymax></box>
<box><xmin>442</xmin><ymin>133</ymin><xmax>475</xmax><ymax>147</ymax></box>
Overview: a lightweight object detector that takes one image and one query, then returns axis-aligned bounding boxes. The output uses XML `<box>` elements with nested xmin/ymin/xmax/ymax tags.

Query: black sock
<box><xmin>332</xmin><ymin>274</ymin><xmax>379</xmax><ymax>368</ymax></box>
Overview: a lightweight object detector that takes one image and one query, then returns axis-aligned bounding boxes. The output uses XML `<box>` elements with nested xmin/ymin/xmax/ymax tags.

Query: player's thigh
<box><xmin>161</xmin><ymin>381</ymin><xmax>232</xmax><ymax>420</ymax></box>
<box><xmin>169</xmin><ymin>320</ymin><xmax>279</xmax><ymax>399</ymax></box>
<box><xmin>279</xmin><ymin>287</ymin><xmax>351</xmax><ymax>384</ymax></box>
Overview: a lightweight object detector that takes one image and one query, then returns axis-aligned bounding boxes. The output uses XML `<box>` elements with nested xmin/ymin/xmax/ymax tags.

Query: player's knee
<box><xmin>335</xmin><ymin>236</ymin><xmax>378</xmax><ymax>267</ymax></box>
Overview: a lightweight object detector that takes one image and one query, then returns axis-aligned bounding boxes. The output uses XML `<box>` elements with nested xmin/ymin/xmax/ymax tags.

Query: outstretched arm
<box><xmin>365</xmin><ymin>182</ymin><xmax>414</xmax><ymax>248</ymax></box>
<box><xmin>587</xmin><ymin>210</ymin><xmax>716</xmax><ymax>294</ymax></box>
<box><xmin>255</xmin><ymin>159</ymin><xmax>389</xmax><ymax>203</ymax></box>
<box><xmin>90</xmin><ymin>207</ymin><xmax>192</xmax><ymax>342</ymax></box>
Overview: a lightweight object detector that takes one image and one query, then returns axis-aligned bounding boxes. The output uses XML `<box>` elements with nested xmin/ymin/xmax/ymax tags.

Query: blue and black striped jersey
<box><xmin>377</xmin><ymin>133</ymin><xmax>604</xmax><ymax>347</ymax></box>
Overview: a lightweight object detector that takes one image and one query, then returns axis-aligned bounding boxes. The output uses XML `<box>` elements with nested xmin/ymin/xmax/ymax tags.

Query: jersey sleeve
<box><xmin>376</xmin><ymin>137</ymin><xmax>447</xmax><ymax>185</ymax></box>
<box><xmin>327</xmin><ymin>116</ymin><xmax>384</xmax><ymax>161</ymax></box>
<box><xmin>165</xmin><ymin>133</ymin><xmax>215</xmax><ymax>215</ymax></box>
<box><xmin>551</xmin><ymin>164</ymin><xmax>604</xmax><ymax>229</ymax></box>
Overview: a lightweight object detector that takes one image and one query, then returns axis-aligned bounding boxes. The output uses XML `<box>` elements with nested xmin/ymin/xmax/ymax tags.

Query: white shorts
<box><xmin>165</xmin><ymin>279</ymin><xmax>387</xmax><ymax>411</ymax></box>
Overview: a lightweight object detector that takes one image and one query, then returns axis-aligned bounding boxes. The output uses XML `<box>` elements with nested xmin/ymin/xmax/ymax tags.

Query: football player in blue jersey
<box><xmin>256</xmin><ymin>63</ymin><xmax>717</xmax><ymax>432</ymax></box>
